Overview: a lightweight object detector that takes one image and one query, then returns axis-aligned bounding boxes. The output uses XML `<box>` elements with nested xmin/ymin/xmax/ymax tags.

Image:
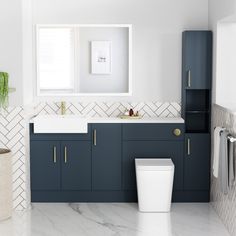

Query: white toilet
<box><xmin>135</xmin><ymin>158</ymin><xmax>175</xmax><ymax>212</ymax></box>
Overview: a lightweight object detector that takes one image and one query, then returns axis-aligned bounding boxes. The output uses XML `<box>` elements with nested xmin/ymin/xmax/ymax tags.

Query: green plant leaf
<box><xmin>0</xmin><ymin>72</ymin><xmax>9</xmax><ymax>109</ymax></box>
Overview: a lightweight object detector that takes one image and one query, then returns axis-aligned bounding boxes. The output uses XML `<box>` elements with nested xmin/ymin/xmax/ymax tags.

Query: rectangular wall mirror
<box><xmin>36</xmin><ymin>24</ymin><xmax>132</xmax><ymax>96</ymax></box>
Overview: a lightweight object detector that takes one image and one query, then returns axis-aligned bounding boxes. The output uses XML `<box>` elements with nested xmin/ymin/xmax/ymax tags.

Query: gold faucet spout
<box><xmin>61</xmin><ymin>101</ymin><xmax>66</xmax><ymax>115</ymax></box>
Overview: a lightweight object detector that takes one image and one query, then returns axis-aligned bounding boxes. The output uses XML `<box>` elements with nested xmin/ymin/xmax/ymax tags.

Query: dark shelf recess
<box><xmin>183</xmin><ymin>89</ymin><xmax>211</xmax><ymax>133</ymax></box>
<box><xmin>186</xmin><ymin>90</ymin><xmax>210</xmax><ymax>112</ymax></box>
<box><xmin>185</xmin><ymin>112</ymin><xmax>209</xmax><ymax>133</ymax></box>
<box><xmin>185</xmin><ymin>130</ymin><xmax>209</xmax><ymax>134</ymax></box>
<box><xmin>186</xmin><ymin>111</ymin><xmax>209</xmax><ymax>114</ymax></box>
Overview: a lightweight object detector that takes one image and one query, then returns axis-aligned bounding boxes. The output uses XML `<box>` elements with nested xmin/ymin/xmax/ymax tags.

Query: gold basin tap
<box><xmin>60</xmin><ymin>101</ymin><xmax>66</xmax><ymax>115</ymax></box>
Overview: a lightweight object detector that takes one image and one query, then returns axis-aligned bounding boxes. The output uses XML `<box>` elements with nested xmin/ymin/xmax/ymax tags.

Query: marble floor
<box><xmin>0</xmin><ymin>203</ymin><xmax>230</xmax><ymax>236</ymax></box>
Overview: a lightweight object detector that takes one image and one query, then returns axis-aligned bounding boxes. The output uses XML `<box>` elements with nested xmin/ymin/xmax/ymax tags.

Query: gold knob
<box><xmin>173</xmin><ymin>128</ymin><xmax>181</xmax><ymax>137</ymax></box>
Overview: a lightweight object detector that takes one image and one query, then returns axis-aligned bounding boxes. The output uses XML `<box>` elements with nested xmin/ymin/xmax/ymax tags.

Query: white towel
<box><xmin>213</xmin><ymin>127</ymin><xmax>225</xmax><ymax>178</ymax></box>
<box><xmin>219</xmin><ymin>130</ymin><xmax>229</xmax><ymax>194</ymax></box>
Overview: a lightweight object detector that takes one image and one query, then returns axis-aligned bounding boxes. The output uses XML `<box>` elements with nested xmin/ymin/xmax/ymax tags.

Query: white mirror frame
<box><xmin>35</xmin><ymin>24</ymin><xmax>132</xmax><ymax>97</ymax></box>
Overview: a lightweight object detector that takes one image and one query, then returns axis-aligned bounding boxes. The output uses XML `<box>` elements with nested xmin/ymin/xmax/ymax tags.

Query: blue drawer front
<box><xmin>123</xmin><ymin>123</ymin><xmax>184</xmax><ymax>140</ymax></box>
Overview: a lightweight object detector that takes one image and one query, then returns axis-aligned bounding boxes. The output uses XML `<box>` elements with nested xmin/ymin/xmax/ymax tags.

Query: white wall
<box><xmin>79</xmin><ymin>27</ymin><xmax>129</xmax><ymax>94</ymax></box>
<box><xmin>208</xmin><ymin>0</ymin><xmax>236</xmax><ymax>27</ymax></box>
<box><xmin>215</xmin><ymin>23</ymin><xmax>236</xmax><ymax>105</ymax></box>
<box><xmin>31</xmin><ymin>0</ymin><xmax>208</xmax><ymax>102</ymax></box>
<box><xmin>0</xmin><ymin>0</ymin><xmax>23</xmax><ymax>106</ymax></box>
<box><xmin>208</xmin><ymin>0</ymin><xmax>236</xmax><ymax>102</ymax></box>
<box><xmin>22</xmin><ymin>0</ymin><xmax>34</xmax><ymax>106</ymax></box>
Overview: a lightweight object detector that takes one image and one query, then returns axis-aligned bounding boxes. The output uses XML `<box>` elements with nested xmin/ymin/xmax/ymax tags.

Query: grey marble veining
<box><xmin>0</xmin><ymin>203</ymin><xmax>230</xmax><ymax>236</ymax></box>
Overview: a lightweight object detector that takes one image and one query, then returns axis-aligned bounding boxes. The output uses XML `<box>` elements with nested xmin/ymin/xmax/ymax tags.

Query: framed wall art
<box><xmin>91</xmin><ymin>41</ymin><xmax>112</xmax><ymax>74</ymax></box>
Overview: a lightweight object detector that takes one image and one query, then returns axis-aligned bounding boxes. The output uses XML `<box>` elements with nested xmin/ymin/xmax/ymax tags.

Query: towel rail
<box><xmin>228</xmin><ymin>135</ymin><xmax>236</xmax><ymax>143</ymax></box>
<box><xmin>214</xmin><ymin>127</ymin><xmax>236</xmax><ymax>142</ymax></box>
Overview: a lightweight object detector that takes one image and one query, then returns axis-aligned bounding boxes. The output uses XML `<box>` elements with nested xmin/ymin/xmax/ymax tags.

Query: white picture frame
<box><xmin>91</xmin><ymin>41</ymin><xmax>112</xmax><ymax>74</ymax></box>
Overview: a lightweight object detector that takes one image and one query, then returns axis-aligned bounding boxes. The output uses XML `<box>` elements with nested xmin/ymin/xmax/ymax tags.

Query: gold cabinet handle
<box><xmin>64</xmin><ymin>146</ymin><xmax>67</xmax><ymax>163</ymax></box>
<box><xmin>53</xmin><ymin>146</ymin><xmax>57</xmax><ymax>163</ymax></box>
<box><xmin>187</xmin><ymin>70</ymin><xmax>191</xmax><ymax>87</ymax></box>
<box><xmin>173</xmin><ymin>128</ymin><xmax>181</xmax><ymax>137</ymax></box>
<box><xmin>187</xmin><ymin>138</ymin><xmax>191</xmax><ymax>156</ymax></box>
<box><xmin>93</xmin><ymin>129</ymin><xmax>97</xmax><ymax>146</ymax></box>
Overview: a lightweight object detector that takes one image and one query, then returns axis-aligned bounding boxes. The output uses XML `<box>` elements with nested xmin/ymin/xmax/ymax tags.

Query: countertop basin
<box><xmin>33</xmin><ymin>115</ymin><xmax>88</xmax><ymax>133</ymax></box>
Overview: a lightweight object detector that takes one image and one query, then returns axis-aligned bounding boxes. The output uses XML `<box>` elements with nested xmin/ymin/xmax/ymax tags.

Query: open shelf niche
<box><xmin>184</xmin><ymin>89</ymin><xmax>211</xmax><ymax>133</ymax></box>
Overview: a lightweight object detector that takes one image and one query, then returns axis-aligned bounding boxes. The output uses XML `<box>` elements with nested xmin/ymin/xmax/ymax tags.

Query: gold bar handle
<box><xmin>187</xmin><ymin>70</ymin><xmax>191</xmax><ymax>88</ymax></box>
<box><xmin>64</xmin><ymin>146</ymin><xmax>67</xmax><ymax>163</ymax></box>
<box><xmin>187</xmin><ymin>138</ymin><xmax>191</xmax><ymax>156</ymax></box>
<box><xmin>93</xmin><ymin>129</ymin><xmax>97</xmax><ymax>146</ymax></box>
<box><xmin>53</xmin><ymin>146</ymin><xmax>57</xmax><ymax>163</ymax></box>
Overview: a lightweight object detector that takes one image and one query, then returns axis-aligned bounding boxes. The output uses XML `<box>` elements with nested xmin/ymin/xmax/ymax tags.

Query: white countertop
<box><xmin>86</xmin><ymin>117</ymin><xmax>184</xmax><ymax>123</ymax></box>
<box><xmin>30</xmin><ymin>116</ymin><xmax>184</xmax><ymax>124</ymax></box>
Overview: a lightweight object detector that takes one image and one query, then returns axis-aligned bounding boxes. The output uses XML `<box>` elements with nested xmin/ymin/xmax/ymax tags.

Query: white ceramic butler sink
<box><xmin>33</xmin><ymin>115</ymin><xmax>88</xmax><ymax>133</ymax></box>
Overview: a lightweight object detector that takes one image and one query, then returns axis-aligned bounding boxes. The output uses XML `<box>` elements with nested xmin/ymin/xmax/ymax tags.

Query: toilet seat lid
<box><xmin>135</xmin><ymin>158</ymin><xmax>174</xmax><ymax>171</ymax></box>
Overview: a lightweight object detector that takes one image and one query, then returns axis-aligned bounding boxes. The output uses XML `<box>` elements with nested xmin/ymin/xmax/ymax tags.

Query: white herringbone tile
<box><xmin>33</xmin><ymin>102</ymin><xmax>181</xmax><ymax>118</ymax></box>
<box><xmin>0</xmin><ymin>107</ymin><xmax>26</xmax><ymax>210</ymax></box>
<box><xmin>33</xmin><ymin>102</ymin><xmax>182</xmax><ymax>118</ymax></box>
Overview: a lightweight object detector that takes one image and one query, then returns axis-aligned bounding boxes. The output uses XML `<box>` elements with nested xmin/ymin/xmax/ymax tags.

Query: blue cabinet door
<box><xmin>92</xmin><ymin>124</ymin><xmax>122</xmax><ymax>190</ymax></box>
<box><xmin>182</xmin><ymin>31</ymin><xmax>212</xmax><ymax>89</ymax></box>
<box><xmin>184</xmin><ymin>134</ymin><xmax>210</xmax><ymax>190</ymax></box>
<box><xmin>30</xmin><ymin>141</ymin><xmax>60</xmax><ymax>190</ymax></box>
<box><xmin>123</xmin><ymin>141</ymin><xmax>184</xmax><ymax>191</ymax></box>
<box><xmin>61</xmin><ymin>141</ymin><xmax>91</xmax><ymax>190</ymax></box>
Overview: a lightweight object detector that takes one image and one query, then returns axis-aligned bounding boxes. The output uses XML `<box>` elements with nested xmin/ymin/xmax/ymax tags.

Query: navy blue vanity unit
<box><xmin>30</xmin><ymin>122</ymin><xmax>186</xmax><ymax>202</ymax></box>
<box><xmin>30</xmin><ymin>119</ymin><xmax>208</xmax><ymax>203</ymax></box>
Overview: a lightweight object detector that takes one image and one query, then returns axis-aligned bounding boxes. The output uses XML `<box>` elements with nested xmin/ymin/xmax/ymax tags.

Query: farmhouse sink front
<box><xmin>33</xmin><ymin>115</ymin><xmax>88</xmax><ymax>133</ymax></box>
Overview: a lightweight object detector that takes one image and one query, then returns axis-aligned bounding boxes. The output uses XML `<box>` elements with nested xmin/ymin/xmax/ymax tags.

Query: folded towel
<box><xmin>228</xmin><ymin>139</ymin><xmax>235</xmax><ymax>189</ymax></box>
<box><xmin>213</xmin><ymin>127</ymin><xmax>225</xmax><ymax>178</ymax></box>
<box><xmin>219</xmin><ymin>130</ymin><xmax>229</xmax><ymax>194</ymax></box>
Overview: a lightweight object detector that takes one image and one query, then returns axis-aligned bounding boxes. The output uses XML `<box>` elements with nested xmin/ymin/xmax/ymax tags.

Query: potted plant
<box><xmin>0</xmin><ymin>72</ymin><xmax>9</xmax><ymax>109</ymax></box>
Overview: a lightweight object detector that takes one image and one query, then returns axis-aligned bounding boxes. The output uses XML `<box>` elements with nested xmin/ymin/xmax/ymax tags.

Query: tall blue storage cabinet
<box><xmin>181</xmin><ymin>31</ymin><xmax>212</xmax><ymax>201</ymax></box>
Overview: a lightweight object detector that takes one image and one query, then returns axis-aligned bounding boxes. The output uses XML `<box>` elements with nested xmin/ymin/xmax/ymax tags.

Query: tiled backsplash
<box><xmin>211</xmin><ymin>104</ymin><xmax>236</xmax><ymax>236</ymax></box>
<box><xmin>0</xmin><ymin>101</ymin><xmax>181</xmax><ymax>210</ymax></box>
<box><xmin>34</xmin><ymin>102</ymin><xmax>181</xmax><ymax>118</ymax></box>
